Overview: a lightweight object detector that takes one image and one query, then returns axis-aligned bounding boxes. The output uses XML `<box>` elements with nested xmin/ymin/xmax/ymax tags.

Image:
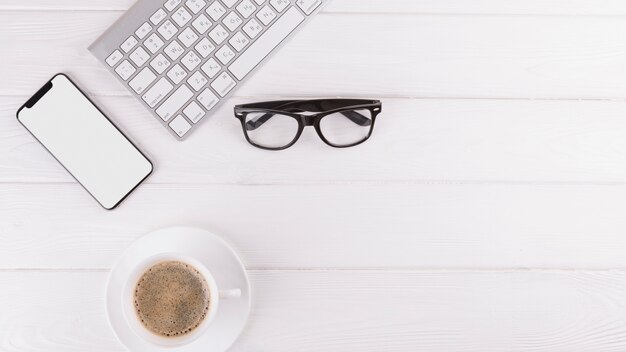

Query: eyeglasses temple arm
<box><xmin>340</xmin><ymin>110</ymin><xmax>372</xmax><ymax>126</ymax></box>
<box><xmin>245</xmin><ymin>113</ymin><xmax>274</xmax><ymax>131</ymax></box>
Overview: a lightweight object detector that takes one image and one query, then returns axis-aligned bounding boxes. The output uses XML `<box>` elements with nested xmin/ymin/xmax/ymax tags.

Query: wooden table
<box><xmin>3</xmin><ymin>1</ymin><xmax>626</xmax><ymax>351</ymax></box>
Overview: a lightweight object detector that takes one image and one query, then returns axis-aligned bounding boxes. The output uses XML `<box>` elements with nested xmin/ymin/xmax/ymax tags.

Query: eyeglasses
<box><xmin>234</xmin><ymin>99</ymin><xmax>383</xmax><ymax>150</ymax></box>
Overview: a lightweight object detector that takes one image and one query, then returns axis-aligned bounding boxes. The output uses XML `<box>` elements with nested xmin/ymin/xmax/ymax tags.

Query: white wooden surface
<box><xmin>3</xmin><ymin>1</ymin><xmax>626</xmax><ymax>351</ymax></box>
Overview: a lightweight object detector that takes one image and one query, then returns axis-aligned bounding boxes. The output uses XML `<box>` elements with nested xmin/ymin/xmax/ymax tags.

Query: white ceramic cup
<box><xmin>122</xmin><ymin>253</ymin><xmax>242</xmax><ymax>348</ymax></box>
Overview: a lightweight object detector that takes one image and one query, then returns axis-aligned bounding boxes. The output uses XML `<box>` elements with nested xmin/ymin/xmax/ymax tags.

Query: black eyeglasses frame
<box><xmin>234</xmin><ymin>99</ymin><xmax>383</xmax><ymax>150</ymax></box>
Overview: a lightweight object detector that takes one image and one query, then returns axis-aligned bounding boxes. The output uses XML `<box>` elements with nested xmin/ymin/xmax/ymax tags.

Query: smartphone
<box><xmin>16</xmin><ymin>74</ymin><xmax>153</xmax><ymax>210</ymax></box>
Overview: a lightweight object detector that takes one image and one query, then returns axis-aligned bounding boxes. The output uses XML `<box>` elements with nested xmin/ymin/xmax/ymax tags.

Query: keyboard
<box><xmin>89</xmin><ymin>0</ymin><xmax>326</xmax><ymax>140</ymax></box>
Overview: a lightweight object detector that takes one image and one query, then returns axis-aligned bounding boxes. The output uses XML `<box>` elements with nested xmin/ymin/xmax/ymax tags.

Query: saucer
<box><xmin>106</xmin><ymin>227</ymin><xmax>251</xmax><ymax>352</ymax></box>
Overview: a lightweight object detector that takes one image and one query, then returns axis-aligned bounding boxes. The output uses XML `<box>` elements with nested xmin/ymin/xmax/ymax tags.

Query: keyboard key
<box><xmin>115</xmin><ymin>60</ymin><xmax>136</xmax><ymax>81</ymax></box>
<box><xmin>165</xmin><ymin>0</ymin><xmax>182</xmax><ymax>11</ymax></box>
<box><xmin>206</xmin><ymin>1</ymin><xmax>226</xmax><ymax>21</ymax></box>
<box><xmin>167</xmin><ymin>64</ymin><xmax>188</xmax><ymax>84</ymax></box>
<box><xmin>195</xmin><ymin>38</ymin><xmax>216</xmax><ymax>58</ymax></box>
<box><xmin>173</xmin><ymin>7</ymin><xmax>192</xmax><ymax>27</ymax></box>
<box><xmin>145</xmin><ymin>33</ymin><xmax>165</xmax><ymax>53</ymax></box>
<box><xmin>183</xmin><ymin>101</ymin><xmax>206</xmax><ymax>123</ymax></box>
<box><xmin>230</xmin><ymin>7</ymin><xmax>304</xmax><ymax>80</ymax></box>
<box><xmin>243</xmin><ymin>19</ymin><xmax>263</xmax><ymax>39</ymax></box>
<box><xmin>150</xmin><ymin>8</ymin><xmax>167</xmax><ymax>25</ymax></box>
<box><xmin>121</xmin><ymin>35</ymin><xmax>138</xmax><ymax>53</ymax></box>
<box><xmin>197</xmin><ymin>88</ymin><xmax>219</xmax><ymax>110</ymax></box>
<box><xmin>237</xmin><ymin>0</ymin><xmax>257</xmax><ymax>18</ymax></box>
<box><xmin>135</xmin><ymin>22</ymin><xmax>153</xmax><ymax>39</ymax></box>
<box><xmin>192</xmin><ymin>14</ymin><xmax>212</xmax><ymax>34</ymax></box>
<box><xmin>187</xmin><ymin>71</ymin><xmax>208</xmax><ymax>91</ymax></box>
<box><xmin>222</xmin><ymin>0</ymin><xmax>238</xmax><ymax>8</ymax></box>
<box><xmin>130</xmin><ymin>47</ymin><xmax>150</xmax><ymax>66</ymax></box>
<box><xmin>150</xmin><ymin>53</ymin><xmax>171</xmax><ymax>74</ymax></box>
<box><xmin>186</xmin><ymin>0</ymin><xmax>207</xmax><ymax>14</ymax></box>
<box><xmin>156</xmin><ymin>85</ymin><xmax>193</xmax><ymax>121</ymax></box>
<box><xmin>201</xmin><ymin>58</ymin><xmax>221</xmax><ymax>78</ymax></box>
<box><xmin>169</xmin><ymin>115</ymin><xmax>192</xmax><ymax>137</ymax></box>
<box><xmin>164</xmin><ymin>40</ymin><xmax>185</xmax><ymax>60</ymax></box>
<box><xmin>211</xmin><ymin>72</ymin><xmax>236</xmax><ymax>97</ymax></box>
<box><xmin>256</xmin><ymin>5</ymin><xmax>277</xmax><ymax>25</ymax></box>
<box><xmin>179</xmin><ymin>27</ymin><xmax>199</xmax><ymax>47</ymax></box>
<box><xmin>223</xmin><ymin>12</ymin><xmax>243</xmax><ymax>31</ymax></box>
<box><xmin>296</xmin><ymin>0</ymin><xmax>322</xmax><ymax>15</ymax></box>
<box><xmin>216</xmin><ymin>45</ymin><xmax>236</xmax><ymax>65</ymax></box>
<box><xmin>106</xmin><ymin>50</ymin><xmax>123</xmax><ymax>67</ymax></box>
<box><xmin>129</xmin><ymin>67</ymin><xmax>157</xmax><ymax>94</ymax></box>
<box><xmin>181</xmin><ymin>50</ymin><xmax>202</xmax><ymax>71</ymax></box>
<box><xmin>143</xmin><ymin>77</ymin><xmax>173</xmax><ymax>108</ymax></box>
<box><xmin>91</xmin><ymin>0</ymin><xmax>325</xmax><ymax>141</ymax></box>
<box><xmin>270</xmin><ymin>0</ymin><xmax>290</xmax><ymax>12</ymax></box>
<box><xmin>229</xmin><ymin>32</ymin><xmax>250</xmax><ymax>52</ymax></box>
<box><xmin>158</xmin><ymin>20</ymin><xmax>178</xmax><ymax>40</ymax></box>
<box><xmin>209</xmin><ymin>24</ymin><xmax>229</xmax><ymax>45</ymax></box>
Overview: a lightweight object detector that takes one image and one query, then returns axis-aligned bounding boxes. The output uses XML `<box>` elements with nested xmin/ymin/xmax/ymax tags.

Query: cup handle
<box><xmin>219</xmin><ymin>289</ymin><xmax>242</xmax><ymax>299</ymax></box>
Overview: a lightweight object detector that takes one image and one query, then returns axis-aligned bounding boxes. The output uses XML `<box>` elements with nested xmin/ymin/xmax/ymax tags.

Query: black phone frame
<box><xmin>16</xmin><ymin>73</ymin><xmax>153</xmax><ymax>210</ymax></box>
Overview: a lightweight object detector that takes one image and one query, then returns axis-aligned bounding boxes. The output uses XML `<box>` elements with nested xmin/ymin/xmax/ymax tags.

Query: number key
<box><xmin>145</xmin><ymin>33</ymin><xmax>165</xmax><ymax>53</ymax></box>
<box><xmin>165</xmin><ymin>0</ymin><xmax>182</xmax><ymax>11</ymax></box>
<box><xmin>121</xmin><ymin>35</ymin><xmax>138</xmax><ymax>53</ymax></box>
<box><xmin>173</xmin><ymin>7</ymin><xmax>192</xmax><ymax>26</ymax></box>
<box><xmin>186</xmin><ymin>0</ymin><xmax>207</xmax><ymax>14</ymax></box>
<box><xmin>150</xmin><ymin>8</ymin><xmax>167</xmax><ymax>25</ymax></box>
<box><xmin>130</xmin><ymin>47</ymin><xmax>150</xmax><ymax>67</ymax></box>
<box><xmin>135</xmin><ymin>22</ymin><xmax>153</xmax><ymax>39</ymax></box>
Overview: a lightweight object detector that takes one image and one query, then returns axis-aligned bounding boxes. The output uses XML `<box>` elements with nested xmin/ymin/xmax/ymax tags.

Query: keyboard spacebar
<box><xmin>229</xmin><ymin>7</ymin><xmax>305</xmax><ymax>80</ymax></box>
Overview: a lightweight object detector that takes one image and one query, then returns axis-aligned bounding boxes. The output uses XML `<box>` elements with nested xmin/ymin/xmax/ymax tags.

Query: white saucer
<box><xmin>106</xmin><ymin>227</ymin><xmax>251</xmax><ymax>352</ymax></box>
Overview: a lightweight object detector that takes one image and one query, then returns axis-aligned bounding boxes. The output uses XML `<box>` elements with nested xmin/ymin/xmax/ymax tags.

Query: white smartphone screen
<box><xmin>17</xmin><ymin>74</ymin><xmax>153</xmax><ymax>210</ymax></box>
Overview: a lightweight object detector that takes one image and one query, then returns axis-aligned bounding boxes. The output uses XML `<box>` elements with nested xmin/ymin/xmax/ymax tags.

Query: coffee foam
<box><xmin>134</xmin><ymin>261</ymin><xmax>210</xmax><ymax>337</ymax></box>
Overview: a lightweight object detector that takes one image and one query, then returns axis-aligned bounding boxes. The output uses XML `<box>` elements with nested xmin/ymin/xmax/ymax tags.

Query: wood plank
<box><xmin>4</xmin><ymin>183</ymin><xmax>626</xmax><ymax>269</ymax></box>
<box><xmin>2</xmin><ymin>270</ymin><xmax>626</xmax><ymax>351</ymax></box>
<box><xmin>5</xmin><ymin>96</ymin><xmax>626</xmax><ymax>184</ymax></box>
<box><xmin>3</xmin><ymin>13</ymin><xmax>626</xmax><ymax>99</ymax></box>
<box><xmin>3</xmin><ymin>0</ymin><xmax>626</xmax><ymax>15</ymax></box>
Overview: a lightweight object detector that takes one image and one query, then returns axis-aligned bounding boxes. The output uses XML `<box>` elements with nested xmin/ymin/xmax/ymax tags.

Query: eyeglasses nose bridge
<box><xmin>302</xmin><ymin>115</ymin><xmax>317</xmax><ymax>126</ymax></box>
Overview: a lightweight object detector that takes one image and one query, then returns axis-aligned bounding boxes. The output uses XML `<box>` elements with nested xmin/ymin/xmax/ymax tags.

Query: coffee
<box><xmin>134</xmin><ymin>261</ymin><xmax>210</xmax><ymax>337</ymax></box>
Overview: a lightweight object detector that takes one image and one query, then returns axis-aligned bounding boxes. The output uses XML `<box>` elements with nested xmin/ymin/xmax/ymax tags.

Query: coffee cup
<box><xmin>121</xmin><ymin>252</ymin><xmax>241</xmax><ymax>348</ymax></box>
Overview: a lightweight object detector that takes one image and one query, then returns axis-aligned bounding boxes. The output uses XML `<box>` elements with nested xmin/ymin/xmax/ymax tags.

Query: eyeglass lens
<box><xmin>319</xmin><ymin>108</ymin><xmax>373</xmax><ymax>146</ymax></box>
<box><xmin>242</xmin><ymin>106</ymin><xmax>376</xmax><ymax>149</ymax></box>
<box><xmin>245</xmin><ymin>112</ymin><xmax>300</xmax><ymax>149</ymax></box>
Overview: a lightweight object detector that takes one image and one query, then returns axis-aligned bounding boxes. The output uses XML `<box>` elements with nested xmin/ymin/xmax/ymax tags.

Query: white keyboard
<box><xmin>89</xmin><ymin>0</ymin><xmax>326</xmax><ymax>140</ymax></box>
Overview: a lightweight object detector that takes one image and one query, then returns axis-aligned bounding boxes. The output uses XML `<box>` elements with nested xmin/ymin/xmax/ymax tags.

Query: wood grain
<box><xmin>3</xmin><ymin>0</ymin><xmax>626</xmax><ymax>15</ymax></box>
<box><xmin>3</xmin><ymin>12</ymin><xmax>626</xmax><ymax>98</ymax></box>
<box><xmin>6</xmin><ymin>96</ymin><xmax>626</xmax><ymax>184</ymax></box>
<box><xmin>3</xmin><ymin>2</ymin><xmax>626</xmax><ymax>351</ymax></box>
<box><xmin>2</xmin><ymin>270</ymin><xmax>626</xmax><ymax>352</ymax></box>
<box><xmin>4</xmin><ymin>183</ymin><xmax>626</xmax><ymax>269</ymax></box>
